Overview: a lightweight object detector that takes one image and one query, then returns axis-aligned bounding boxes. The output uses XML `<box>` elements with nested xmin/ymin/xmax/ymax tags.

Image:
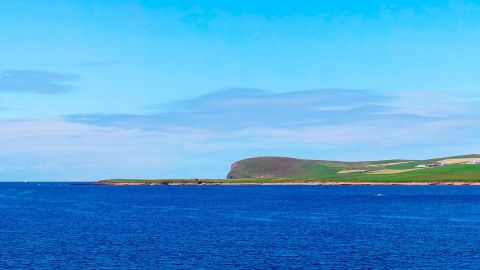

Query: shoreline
<box><xmin>97</xmin><ymin>181</ymin><xmax>480</xmax><ymax>186</ymax></box>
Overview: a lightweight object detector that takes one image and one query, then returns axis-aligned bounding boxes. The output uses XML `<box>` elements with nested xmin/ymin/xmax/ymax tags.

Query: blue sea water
<box><xmin>1</xmin><ymin>184</ymin><xmax>480</xmax><ymax>269</ymax></box>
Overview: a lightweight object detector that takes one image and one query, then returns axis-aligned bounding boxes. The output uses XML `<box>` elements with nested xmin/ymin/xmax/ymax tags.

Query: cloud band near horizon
<box><xmin>0</xmin><ymin>88</ymin><xmax>479</xmax><ymax>181</ymax></box>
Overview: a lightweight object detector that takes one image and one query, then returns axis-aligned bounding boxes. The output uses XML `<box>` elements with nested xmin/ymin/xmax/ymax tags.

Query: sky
<box><xmin>0</xmin><ymin>0</ymin><xmax>479</xmax><ymax>181</ymax></box>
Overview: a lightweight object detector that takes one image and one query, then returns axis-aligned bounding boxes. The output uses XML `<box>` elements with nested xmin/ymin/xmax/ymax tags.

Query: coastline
<box><xmin>97</xmin><ymin>181</ymin><xmax>480</xmax><ymax>186</ymax></box>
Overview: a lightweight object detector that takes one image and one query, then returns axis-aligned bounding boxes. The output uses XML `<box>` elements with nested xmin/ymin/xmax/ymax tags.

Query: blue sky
<box><xmin>0</xmin><ymin>0</ymin><xmax>479</xmax><ymax>181</ymax></box>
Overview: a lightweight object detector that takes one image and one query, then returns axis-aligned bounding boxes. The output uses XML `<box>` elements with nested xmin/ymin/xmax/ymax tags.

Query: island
<box><xmin>97</xmin><ymin>154</ymin><xmax>480</xmax><ymax>185</ymax></box>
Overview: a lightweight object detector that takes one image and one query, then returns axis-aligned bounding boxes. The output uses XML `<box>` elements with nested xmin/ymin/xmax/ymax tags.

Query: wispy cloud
<box><xmin>67</xmin><ymin>88</ymin><xmax>396</xmax><ymax>130</ymax></box>
<box><xmin>66</xmin><ymin>87</ymin><xmax>480</xmax><ymax>153</ymax></box>
<box><xmin>73</xmin><ymin>60</ymin><xmax>136</xmax><ymax>67</ymax></box>
<box><xmin>0</xmin><ymin>70</ymin><xmax>79</xmax><ymax>94</ymax></box>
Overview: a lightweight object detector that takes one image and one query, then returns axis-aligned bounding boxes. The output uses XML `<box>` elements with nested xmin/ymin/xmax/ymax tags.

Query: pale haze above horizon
<box><xmin>1</xmin><ymin>0</ymin><xmax>479</xmax><ymax>181</ymax></box>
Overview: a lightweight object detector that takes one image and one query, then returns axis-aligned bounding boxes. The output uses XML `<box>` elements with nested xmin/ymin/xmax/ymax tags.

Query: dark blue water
<box><xmin>1</xmin><ymin>184</ymin><xmax>480</xmax><ymax>269</ymax></box>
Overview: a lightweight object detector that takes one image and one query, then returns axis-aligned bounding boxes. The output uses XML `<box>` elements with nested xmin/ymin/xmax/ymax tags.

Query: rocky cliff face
<box><xmin>226</xmin><ymin>162</ymin><xmax>239</xmax><ymax>179</ymax></box>
<box><xmin>226</xmin><ymin>157</ymin><xmax>306</xmax><ymax>179</ymax></box>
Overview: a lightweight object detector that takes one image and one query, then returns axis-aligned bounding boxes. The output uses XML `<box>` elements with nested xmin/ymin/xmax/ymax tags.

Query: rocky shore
<box><xmin>97</xmin><ymin>181</ymin><xmax>480</xmax><ymax>186</ymax></box>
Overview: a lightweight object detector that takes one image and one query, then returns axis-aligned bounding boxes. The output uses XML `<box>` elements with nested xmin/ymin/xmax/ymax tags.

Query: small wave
<box><xmin>16</xmin><ymin>190</ymin><xmax>34</xmax><ymax>196</ymax></box>
<box><xmin>449</xmin><ymin>218</ymin><xmax>480</xmax><ymax>223</ymax></box>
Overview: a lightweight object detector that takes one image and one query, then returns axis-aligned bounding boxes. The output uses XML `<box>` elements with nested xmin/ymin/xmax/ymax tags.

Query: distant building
<box><xmin>426</xmin><ymin>161</ymin><xmax>445</xmax><ymax>168</ymax></box>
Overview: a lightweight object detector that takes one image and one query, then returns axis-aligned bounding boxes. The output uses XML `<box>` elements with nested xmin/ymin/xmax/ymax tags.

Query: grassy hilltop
<box><xmin>98</xmin><ymin>154</ymin><xmax>480</xmax><ymax>185</ymax></box>
<box><xmin>226</xmin><ymin>155</ymin><xmax>480</xmax><ymax>183</ymax></box>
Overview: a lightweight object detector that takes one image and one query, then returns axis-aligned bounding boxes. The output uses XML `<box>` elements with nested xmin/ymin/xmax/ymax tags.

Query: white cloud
<box><xmin>0</xmin><ymin>70</ymin><xmax>79</xmax><ymax>94</ymax></box>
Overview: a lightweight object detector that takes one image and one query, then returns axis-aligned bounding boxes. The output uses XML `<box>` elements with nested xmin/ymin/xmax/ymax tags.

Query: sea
<box><xmin>1</xmin><ymin>183</ymin><xmax>480</xmax><ymax>269</ymax></box>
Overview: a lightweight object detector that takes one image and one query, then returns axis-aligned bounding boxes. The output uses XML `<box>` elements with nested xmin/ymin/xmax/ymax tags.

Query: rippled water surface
<box><xmin>1</xmin><ymin>183</ymin><xmax>480</xmax><ymax>269</ymax></box>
